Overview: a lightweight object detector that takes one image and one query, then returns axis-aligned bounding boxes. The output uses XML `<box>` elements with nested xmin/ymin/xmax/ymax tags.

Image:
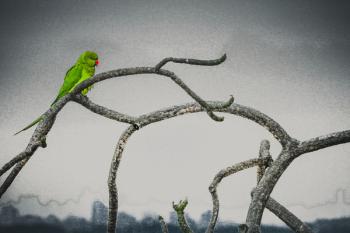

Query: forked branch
<box><xmin>256</xmin><ymin>140</ymin><xmax>313</xmax><ymax>233</ymax></box>
<box><xmin>173</xmin><ymin>199</ymin><xmax>195</xmax><ymax>233</ymax></box>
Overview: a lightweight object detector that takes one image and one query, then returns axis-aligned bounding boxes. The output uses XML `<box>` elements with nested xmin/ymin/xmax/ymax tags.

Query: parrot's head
<box><xmin>80</xmin><ymin>51</ymin><xmax>99</xmax><ymax>67</ymax></box>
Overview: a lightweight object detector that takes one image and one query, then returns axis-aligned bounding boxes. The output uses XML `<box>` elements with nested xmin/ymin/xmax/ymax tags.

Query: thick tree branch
<box><xmin>295</xmin><ymin>130</ymin><xmax>350</xmax><ymax>156</ymax></box>
<box><xmin>107</xmin><ymin>125</ymin><xmax>137</xmax><ymax>233</ymax></box>
<box><xmin>245</xmin><ymin>131</ymin><xmax>350</xmax><ymax>233</ymax></box>
<box><xmin>245</xmin><ymin>150</ymin><xmax>293</xmax><ymax>233</ymax></box>
<box><xmin>256</xmin><ymin>140</ymin><xmax>313</xmax><ymax>233</ymax></box>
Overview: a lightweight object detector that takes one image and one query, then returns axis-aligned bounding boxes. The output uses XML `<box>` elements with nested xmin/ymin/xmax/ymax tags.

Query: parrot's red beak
<box><xmin>95</xmin><ymin>60</ymin><xmax>99</xmax><ymax>66</ymax></box>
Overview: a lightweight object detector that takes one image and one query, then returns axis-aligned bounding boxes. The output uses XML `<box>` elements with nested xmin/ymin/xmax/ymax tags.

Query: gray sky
<box><xmin>0</xmin><ymin>0</ymin><xmax>349</xmax><ymax>225</ymax></box>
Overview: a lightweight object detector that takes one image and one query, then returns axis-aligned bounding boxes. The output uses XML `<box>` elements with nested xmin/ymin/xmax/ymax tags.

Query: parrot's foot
<box><xmin>40</xmin><ymin>136</ymin><xmax>47</xmax><ymax>148</ymax></box>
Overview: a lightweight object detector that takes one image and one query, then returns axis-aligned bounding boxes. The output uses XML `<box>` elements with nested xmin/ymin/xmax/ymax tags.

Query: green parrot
<box><xmin>15</xmin><ymin>51</ymin><xmax>99</xmax><ymax>135</ymax></box>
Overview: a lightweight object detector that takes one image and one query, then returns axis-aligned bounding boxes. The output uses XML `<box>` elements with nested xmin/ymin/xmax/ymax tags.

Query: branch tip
<box><xmin>206</xmin><ymin>111</ymin><xmax>225</xmax><ymax>122</ymax></box>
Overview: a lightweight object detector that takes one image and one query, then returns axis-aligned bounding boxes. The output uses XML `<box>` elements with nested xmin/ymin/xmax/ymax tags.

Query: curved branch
<box><xmin>135</xmin><ymin>102</ymin><xmax>294</xmax><ymax>148</ymax></box>
<box><xmin>107</xmin><ymin>125</ymin><xmax>137</xmax><ymax>233</ymax></box>
<box><xmin>72</xmin><ymin>94</ymin><xmax>138</xmax><ymax>125</ymax></box>
<box><xmin>207</xmin><ymin>157</ymin><xmax>271</xmax><ymax>233</ymax></box>
<box><xmin>295</xmin><ymin>130</ymin><xmax>350</xmax><ymax>156</ymax></box>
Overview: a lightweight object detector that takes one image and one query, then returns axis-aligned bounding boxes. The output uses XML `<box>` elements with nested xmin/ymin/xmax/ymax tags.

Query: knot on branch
<box><xmin>173</xmin><ymin>199</ymin><xmax>188</xmax><ymax>214</ymax></box>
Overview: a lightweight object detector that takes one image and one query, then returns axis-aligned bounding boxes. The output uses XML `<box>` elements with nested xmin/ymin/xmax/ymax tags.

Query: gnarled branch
<box><xmin>172</xmin><ymin>199</ymin><xmax>195</xmax><ymax>233</ymax></box>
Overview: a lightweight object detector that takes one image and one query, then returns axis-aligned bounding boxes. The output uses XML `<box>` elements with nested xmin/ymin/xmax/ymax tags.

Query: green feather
<box><xmin>15</xmin><ymin>51</ymin><xmax>99</xmax><ymax>135</ymax></box>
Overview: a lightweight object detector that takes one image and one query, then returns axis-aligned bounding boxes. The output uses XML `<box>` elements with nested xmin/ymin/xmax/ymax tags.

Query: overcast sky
<box><xmin>0</xmin><ymin>0</ymin><xmax>349</xmax><ymax>225</ymax></box>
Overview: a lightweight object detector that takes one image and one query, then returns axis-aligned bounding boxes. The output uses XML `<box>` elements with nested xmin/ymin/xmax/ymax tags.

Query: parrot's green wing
<box><xmin>51</xmin><ymin>64</ymin><xmax>83</xmax><ymax>105</ymax></box>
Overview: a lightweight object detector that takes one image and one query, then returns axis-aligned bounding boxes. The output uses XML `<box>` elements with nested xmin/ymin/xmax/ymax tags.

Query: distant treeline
<box><xmin>0</xmin><ymin>203</ymin><xmax>349</xmax><ymax>233</ymax></box>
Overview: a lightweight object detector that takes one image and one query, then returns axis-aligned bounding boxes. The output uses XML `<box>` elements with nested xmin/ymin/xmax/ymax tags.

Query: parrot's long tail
<box><xmin>14</xmin><ymin>116</ymin><xmax>42</xmax><ymax>135</ymax></box>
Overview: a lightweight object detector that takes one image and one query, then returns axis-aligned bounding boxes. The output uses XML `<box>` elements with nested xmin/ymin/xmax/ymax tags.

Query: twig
<box><xmin>155</xmin><ymin>54</ymin><xmax>227</xmax><ymax>71</ymax></box>
<box><xmin>172</xmin><ymin>199</ymin><xmax>194</xmax><ymax>233</ymax></box>
<box><xmin>158</xmin><ymin>216</ymin><xmax>169</xmax><ymax>233</ymax></box>
<box><xmin>155</xmin><ymin>69</ymin><xmax>233</xmax><ymax>122</ymax></box>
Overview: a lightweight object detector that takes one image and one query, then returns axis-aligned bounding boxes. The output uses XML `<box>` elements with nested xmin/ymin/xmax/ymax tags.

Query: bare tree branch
<box><xmin>72</xmin><ymin>94</ymin><xmax>138</xmax><ymax>125</ymax></box>
<box><xmin>266</xmin><ymin>198</ymin><xmax>313</xmax><ymax>233</ymax></box>
<box><xmin>158</xmin><ymin>216</ymin><xmax>169</xmax><ymax>233</ymax></box>
<box><xmin>256</xmin><ymin>140</ymin><xmax>313</xmax><ymax>233</ymax></box>
<box><xmin>0</xmin><ymin>158</ymin><xmax>30</xmax><ymax>197</ymax></box>
<box><xmin>208</xmin><ymin>157</ymin><xmax>271</xmax><ymax>233</ymax></box>
<box><xmin>245</xmin><ymin>129</ymin><xmax>350</xmax><ymax>233</ymax></box>
<box><xmin>155</xmin><ymin>54</ymin><xmax>227</xmax><ymax>71</ymax></box>
<box><xmin>245</xmin><ymin>150</ymin><xmax>292</xmax><ymax>233</ymax></box>
<box><xmin>257</xmin><ymin>140</ymin><xmax>271</xmax><ymax>183</ymax></box>
<box><xmin>0</xmin><ymin>101</ymin><xmax>62</xmax><ymax>197</ymax></box>
<box><xmin>172</xmin><ymin>199</ymin><xmax>195</xmax><ymax>233</ymax></box>
<box><xmin>295</xmin><ymin>130</ymin><xmax>350</xmax><ymax>156</ymax></box>
<box><xmin>156</xmin><ymin>69</ymin><xmax>233</xmax><ymax>122</ymax></box>
<box><xmin>107</xmin><ymin>125</ymin><xmax>137</xmax><ymax>233</ymax></box>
